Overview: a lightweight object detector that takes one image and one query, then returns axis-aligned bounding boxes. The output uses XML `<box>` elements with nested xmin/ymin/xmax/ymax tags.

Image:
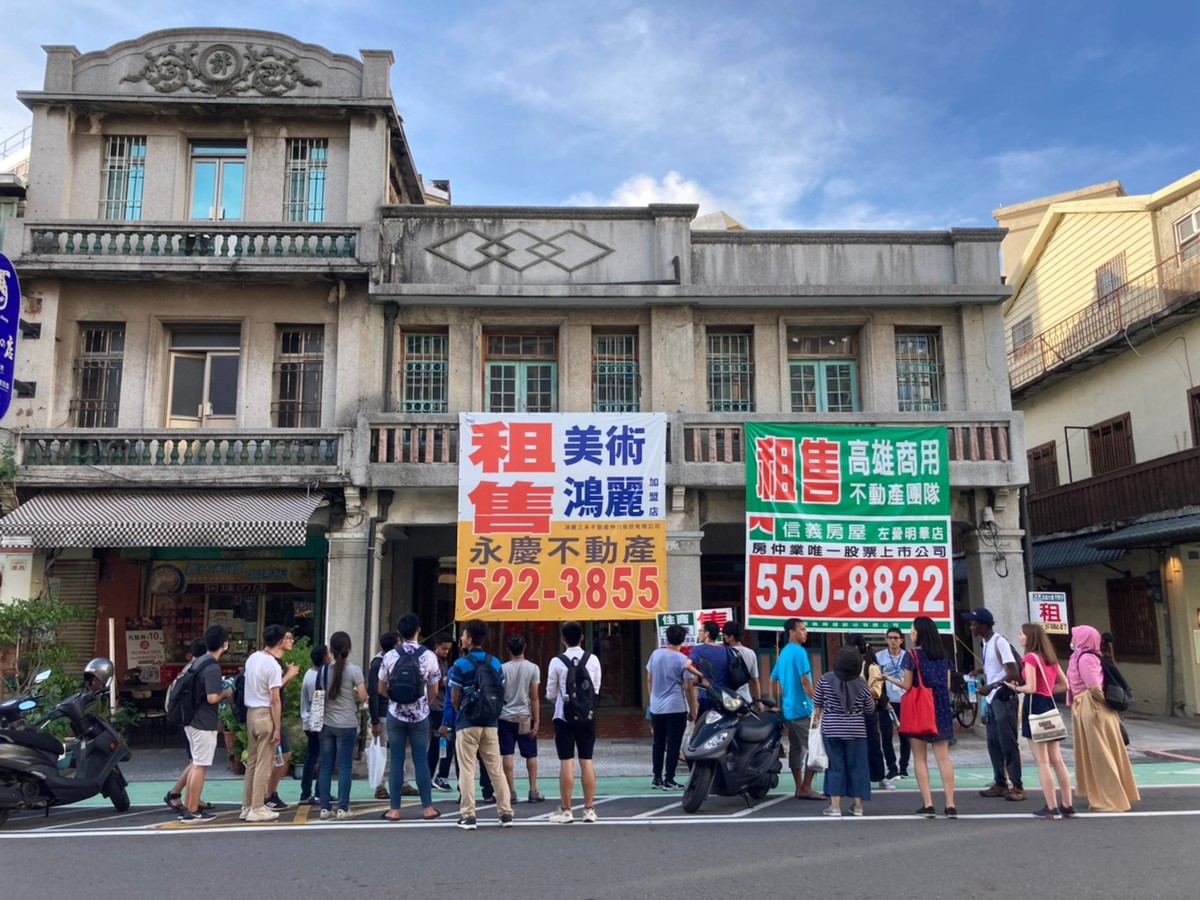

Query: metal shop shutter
<box><xmin>49</xmin><ymin>559</ymin><xmax>99</xmax><ymax>671</ymax></box>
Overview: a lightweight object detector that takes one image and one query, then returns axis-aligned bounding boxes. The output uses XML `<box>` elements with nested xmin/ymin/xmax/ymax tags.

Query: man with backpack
<box><xmin>164</xmin><ymin>637</ymin><xmax>210</xmax><ymax>815</ymax></box>
<box><xmin>966</xmin><ymin>608</ymin><xmax>1026</xmax><ymax>802</ymax></box>
<box><xmin>688</xmin><ymin>620</ymin><xmax>730</xmax><ymax>717</ymax></box>
<box><xmin>448</xmin><ymin>619</ymin><xmax>512</xmax><ymax>830</ymax></box>
<box><xmin>177</xmin><ymin>625</ymin><xmax>232</xmax><ymax>824</ymax></box>
<box><xmin>378</xmin><ymin>614</ymin><xmax>442</xmax><ymax>822</ymax></box>
<box><xmin>546</xmin><ymin>621</ymin><xmax>602</xmax><ymax>824</ymax></box>
<box><xmin>722</xmin><ymin>620</ymin><xmax>759</xmax><ymax>704</ymax></box>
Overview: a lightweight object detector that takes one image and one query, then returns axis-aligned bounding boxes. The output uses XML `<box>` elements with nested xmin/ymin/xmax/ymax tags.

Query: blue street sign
<box><xmin>0</xmin><ymin>252</ymin><xmax>21</xmax><ymax>420</ymax></box>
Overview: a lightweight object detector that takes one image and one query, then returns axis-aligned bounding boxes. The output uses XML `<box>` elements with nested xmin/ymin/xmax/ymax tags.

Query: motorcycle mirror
<box><xmin>33</xmin><ymin>669</ymin><xmax>52</xmax><ymax>686</ymax></box>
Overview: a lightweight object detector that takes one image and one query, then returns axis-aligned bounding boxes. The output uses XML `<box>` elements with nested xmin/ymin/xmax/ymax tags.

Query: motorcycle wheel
<box><xmin>104</xmin><ymin>773</ymin><xmax>130</xmax><ymax>812</ymax></box>
<box><xmin>681</xmin><ymin>762</ymin><xmax>715</xmax><ymax>814</ymax></box>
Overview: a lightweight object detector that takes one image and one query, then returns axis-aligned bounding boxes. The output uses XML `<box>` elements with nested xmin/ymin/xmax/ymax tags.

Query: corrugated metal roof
<box><xmin>1089</xmin><ymin>513</ymin><xmax>1200</xmax><ymax>550</ymax></box>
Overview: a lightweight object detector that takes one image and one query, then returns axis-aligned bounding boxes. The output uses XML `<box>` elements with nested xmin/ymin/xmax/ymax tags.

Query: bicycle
<box><xmin>949</xmin><ymin>671</ymin><xmax>978</xmax><ymax>729</ymax></box>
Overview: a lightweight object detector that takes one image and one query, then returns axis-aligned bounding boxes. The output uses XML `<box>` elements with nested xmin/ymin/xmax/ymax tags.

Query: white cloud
<box><xmin>566</xmin><ymin>171</ymin><xmax>725</xmax><ymax>215</ymax></box>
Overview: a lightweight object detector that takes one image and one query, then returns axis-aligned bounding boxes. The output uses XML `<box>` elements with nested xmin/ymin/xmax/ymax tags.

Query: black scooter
<box><xmin>0</xmin><ymin>685</ymin><xmax>132</xmax><ymax>826</ymax></box>
<box><xmin>681</xmin><ymin>680</ymin><xmax>784</xmax><ymax>813</ymax></box>
<box><xmin>0</xmin><ymin>669</ymin><xmax>52</xmax><ymax>727</ymax></box>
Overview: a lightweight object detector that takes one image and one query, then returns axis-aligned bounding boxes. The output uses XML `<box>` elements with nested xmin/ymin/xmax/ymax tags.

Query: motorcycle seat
<box><xmin>737</xmin><ymin>713</ymin><xmax>778</xmax><ymax>743</ymax></box>
<box><xmin>0</xmin><ymin>729</ymin><xmax>65</xmax><ymax>758</ymax></box>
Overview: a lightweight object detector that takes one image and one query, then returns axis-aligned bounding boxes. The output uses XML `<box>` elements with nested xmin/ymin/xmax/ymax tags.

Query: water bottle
<box><xmin>274</xmin><ymin>744</ymin><xmax>284</xmax><ymax>767</ymax></box>
<box><xmin>439</xmin><ymin>736</ymin><xmax>448</xmax><ymax>759</ymax></box>
<box><xmin>966</xmin><ymin>675</ymin><xmax>978</xmax><ymax>703</ymax></box>
<box><xmin>888</xmin><ymin>705</ymin><xmax>899</xmax><ymax>729</ymax></box>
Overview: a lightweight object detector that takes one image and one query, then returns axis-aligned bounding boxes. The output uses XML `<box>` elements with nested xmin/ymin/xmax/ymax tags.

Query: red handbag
<box><xmin>898</xmin><ymin>649</ymin><xmax>938</xmax><ymax>737</ymax></box>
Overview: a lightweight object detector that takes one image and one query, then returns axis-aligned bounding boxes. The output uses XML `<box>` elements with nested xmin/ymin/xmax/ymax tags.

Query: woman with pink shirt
<box><xmin>1067</xmin><ymin>625</ymin><xmax>1139</xmax><ymax>813</ymax></box>
<box><xmin>1006</xmin><ymin>623</ymin><xmax>1072</xmax><ymax>819</ymax></box>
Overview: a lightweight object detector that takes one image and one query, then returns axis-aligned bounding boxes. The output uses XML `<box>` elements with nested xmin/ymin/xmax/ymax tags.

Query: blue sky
<box><xmin>1</xmin><ymin>0</ymin><xmax>1197</xmax><ymax>232</ymax></box>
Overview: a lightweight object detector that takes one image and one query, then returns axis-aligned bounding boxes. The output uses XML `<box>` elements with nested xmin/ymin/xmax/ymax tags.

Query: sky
<box><xmin>1</xmin><ymin>0</ymin><xmax>1198</xmax><ymax>232</ymax></box>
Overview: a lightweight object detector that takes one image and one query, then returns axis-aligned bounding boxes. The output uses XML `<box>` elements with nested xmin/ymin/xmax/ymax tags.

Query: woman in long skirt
<box><xmin>1067</xmin><ymin>625</ymin><xmax>1139</xmax><ymax>812</ymax></box>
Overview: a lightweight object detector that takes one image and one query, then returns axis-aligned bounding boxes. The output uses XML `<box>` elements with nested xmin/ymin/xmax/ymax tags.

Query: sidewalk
<box><xmin>105</xmin><ymin>710</ymin><xmax>1200</xmax><ymax>810</ymax></box>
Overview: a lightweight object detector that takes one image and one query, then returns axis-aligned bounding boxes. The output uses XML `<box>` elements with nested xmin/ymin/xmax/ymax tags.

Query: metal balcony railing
<box><xmin>1009</xmin><ymin>249</ymin><xmax>1200</xmax><ymax>390</ymax></box>
<box><xmin>23</xmin><ymin>222</ymin><xmax>358</xmax><ymax>259</ymax></box>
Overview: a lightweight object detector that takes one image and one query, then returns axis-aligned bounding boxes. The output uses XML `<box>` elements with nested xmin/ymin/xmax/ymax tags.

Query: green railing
<box><xmin>19</xmin><ymin>430</ymin><xmax>345</xmax><ymax>468</ymax></box>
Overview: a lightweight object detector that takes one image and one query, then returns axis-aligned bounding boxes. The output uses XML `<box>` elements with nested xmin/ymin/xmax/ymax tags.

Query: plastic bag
<box><xmin>366</xmin><ymin>736</ymin><xmax>387</xmax><ymax>790</ymax></box>
<box><xmin>806</xmin><ymin>726</ymin><xmax>828</xmax><ymax>773</ymax></box>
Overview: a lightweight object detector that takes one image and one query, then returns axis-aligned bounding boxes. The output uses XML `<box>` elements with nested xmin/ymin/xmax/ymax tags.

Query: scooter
<box><xmin>0</xmin><ymin>669</ymin><xmax>52</xmax><ymax>727</ymax></box>
<box><xmin>0</xmin><ymin>659</ymin><xmax>132</xmax><ymax>827</ymax></box>
<box><xmin>680</xmin><ymin>679</ymin><xmax>784</xmax><ymax>813</ymax></box>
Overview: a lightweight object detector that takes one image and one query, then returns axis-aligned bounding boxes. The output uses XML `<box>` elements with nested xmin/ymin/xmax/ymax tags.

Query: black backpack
<box><xmin>558</xmin><ymin>651</ymin><xmax>597</xmax><ymax>723</ymax></box>
<box><xmin>165</xmin><ymin>656</ymin><xmax>216</xmax><ymax>728</ymax></box>
<box><xmin>231</xmin><ymin>670</ymin><xmax>247</xmax><ymax>724</ymax></box>
<box><xmin>726</xmin><ymin>644</ymin><xmax>752</xmax><ymax>691</ymax></box>
<box><xmin>458</xmin><ymin>653</ymin><xmax>504</xmax><ymax>727</ymax></box>
<box><xmin>1089</xmin><ymin>651</ymin><xmax>1134</xmax><ymax>711</ymax></box>
<box><xmin>387</xmin><ymin>645</ymin><xmax>428</xmax><ymax>706</ymax></box>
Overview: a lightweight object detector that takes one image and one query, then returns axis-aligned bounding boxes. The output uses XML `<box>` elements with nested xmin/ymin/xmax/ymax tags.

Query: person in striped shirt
<box><xmin>812</xmin><ymin>647</ymin><xmax>873</xmax><ymax>817</ymax></box>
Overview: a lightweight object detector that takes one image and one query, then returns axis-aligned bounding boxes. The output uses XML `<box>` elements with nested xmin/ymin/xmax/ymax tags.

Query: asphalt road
<box><xmin>3</xmin><ymin>788</ymin><xmax>1199</xmax><ymax>898</ymax></box>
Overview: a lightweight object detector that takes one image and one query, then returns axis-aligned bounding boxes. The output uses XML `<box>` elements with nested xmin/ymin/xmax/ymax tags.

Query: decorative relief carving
<box><xmin>426</xmin><ymin>228</ymin><xmax>614</xmax><ymax>273</ymax></box>
<box><xmin>122</xmin><ymin>43</ymin><xmax>322</xmax><ymax>97</ymax></box>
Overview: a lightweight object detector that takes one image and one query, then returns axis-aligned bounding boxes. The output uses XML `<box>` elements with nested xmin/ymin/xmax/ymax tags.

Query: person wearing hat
<box><xmin>966</xmin><ymin>608</ymin><xmax>1025</xmax><ymax>801</ymax></box>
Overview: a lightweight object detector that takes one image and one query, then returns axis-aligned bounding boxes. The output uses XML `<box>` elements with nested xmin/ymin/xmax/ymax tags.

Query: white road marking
<box><xmin>731</xmin><ymin>794</ymin><xmax>791</xmax><ymax>817</ymax></box>
<box><xmin>632</xmin><ymin>800</ymin><xmax>683</xmax><ymax>819</ymax></box>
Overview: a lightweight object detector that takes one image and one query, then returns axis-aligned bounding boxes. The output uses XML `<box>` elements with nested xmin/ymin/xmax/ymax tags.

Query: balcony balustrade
<box><xmin>24</xmin><ymin>222</ymin><xmax>358</xmax><ymax>259</ymax></box>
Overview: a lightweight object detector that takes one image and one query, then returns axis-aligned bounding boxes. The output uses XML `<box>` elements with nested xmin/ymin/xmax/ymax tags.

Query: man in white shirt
<box><xmin>545</xmin><ymin>622</ymin><xmax>602</xmax><ymax>824</ymax></box>
<box><xmin>967</xmin><ymin>608</ymin><xmax>1025</xmax><ymax>801</ymax></box>
<box><xmin>240</xmin><ymin>624</ymin><xmax>291</xmax><ymax>822</ymax></box>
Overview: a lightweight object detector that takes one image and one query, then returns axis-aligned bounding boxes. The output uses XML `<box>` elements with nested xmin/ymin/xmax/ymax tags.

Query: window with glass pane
<box><xmin>707</xmin><ymin>330</ymin><xmax>754</xmax><ymax>412</ymax></box>
<box><xmin>895</xmin><ymin>331</ymin><xmax>945</xmax><ymax>412</ymax></box>
<box><xmin>284</xmin><ymin>139</ymin><xmax>328</xmax><ymax>222</ymax></box>
<box><xmin>1094</xmin><ymin>253</ymin><xmax>1126</xmax><ymax>305</ymax></box>
<box><xmin>485</xmin><ymin>333</ymin><xmax>557</xmax><ymax>413</ymax></box>
<box><xmin>1176</xmin><ymin>209</ymin><xmax>1200</xmax><ymax>261</ymax></box>
<box><xmin>71</xmin><ymin>324</ymin><xmax>125</xmax><ymax>427</ymax></box>
<box><xmin>273</xmin><ymin>328</ymin><xmax>324</xmax><ymax>427</ymax></box>
<box><xmin>593</xmin><ymin>331</ymin><xmax>639</xmax><ymax>412</ymax></box>
<box><xmin>400</xmin><ymin>332</ymin><xmax>449</xmax><ymax>413</ymax></box>
<box><xmin>787</xmin><ymin>330</ymin><xmax>859</xmax><ymax>412</ymax></box>
<box><xmin>190</xmin><ymin>142</ymin><xmax>246</xmax><ymax>221</ymax></box>
<box><xmin>99</xmin><ymin>137</ymin><xmax>146</xmax><ymax>220</ymax></box>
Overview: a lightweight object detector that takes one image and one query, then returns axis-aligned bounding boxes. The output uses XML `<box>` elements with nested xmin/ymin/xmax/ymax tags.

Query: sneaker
<box><xmin>1032</xmin><ymin>805</ymin><xmax>1059</xmax><ymax>819</ymax></box>
<box><xmin>238</xmin><ymin>806</ymin><xmax>251</xmax><ymax>821</ymax></box>
<box><xmin>307</xmin><ymin>796</ymin><xmax>321</xmax><ymax>807</ymax></box>
<box><xmin>651</xmin><ymin>778</ymin><xmax>664</xmax><ymax>790</ymax></box>
<box><xmin>528</xmin><ymin>790</ymin><xmax>546</xmax><ymax>803</ymax></box>
<box><xmin>822</xmin><ymin>805</ymin><xmax>842</xmax><ymax>817</ymax></box>
<box><xmin>264</xmin><ymin>794</ymin><xmax>289</xmax><ymax>811</ymax></box>
<box><xmin>850</xmin><ymin>806</ymin><xmax>864</xmax><ymax>817</ymax></box>
<box><xmin>500</xmin><ymin>813</ymin><xmax>514</xmax><ymax>827</ymax></box>
<box><xmin>549</xmin><ymin>807</ymin><xmax>575</xmax><ymax>824</ymax></box>
<box><xmin>456</xmin><ymin>815</ymin><xmax>477</xmax><ymax>831</ymax></box>
<box><xmin>298</xmin><ymin>793</ymin><xmax>312</xmax><ymax>804</ymax></box>
<box><xmin>915</xmin><ymin>806</ymin><xmax>936</xmax><ymax>818</ymax></box>
<box><xmin>944</xmin><ymin>807</ymin><xmax>958</xmax><ymax>819</ymax></box>
<box><xmin>433</xmin><ymin>777</ymin><xmax>452</xmax><ymax>792</ymax></box>
<box><xmin>319</xmin><ymin>809</ymin><xmax>333</xmax><ymax>820</ymax></box>
<box><xmin>374</xmin><ymin>785</ymin><xmax>390</xmax><ymax>801</ymax></box>
<box><xmin>881</xmin><ymin>778</ymin><xmax>896</xmax><ymax>791</ymax></box>
<box><xmin>1005</xmin><ymin>788</ymin><xmax>1027</xmax><ymax>802</ymax></box>
<box><xmin>336</xmin><ymin>809</ymin><xmax>355</xmax><ymax>821</ymax></box>
<box><xmin>582</xmin><ymin>807</ymin><xmax>599</xmax><ymax>823</ymax></box>
<box><xmin>898</xmin><ymin>770</ymin><xmax>909</xmax><ymax>779</ymax></box>
<box><xmin>662</xmin><ymin>780</ymin><xmax>684</xmax><ymax>790</ymax></box>
<box><xmin>1058</xmin><ymin>805</ymin><xmax>1077</xmax><ymax>818</ymax></box>
<box><xmin>178</xmin><ymin>809</ymin><xmax>216</xmax><ymax>824</ymax></box>
<box><xmin>480</xmin><ymin>793</ymin><xmax>496</xmax><ymax>806</ymax></box>
<box><xmin>979</xmin><ymin>783</ymin><xmax>1009</xmax><ymax>798</ymax></box>
<box><xmin>402</xmin><ymin>782</ymin><xmax>419</xmax><ymax>796</ymax></box>
<box><xmin>245</xmin><ymin>807</ymin><xmax>280</xmax><ymax>823</ymax></box>
<box><xmin>885</xmin><ymin>771</ymin><xmax>900</xmax><ymax>781</ymax></box>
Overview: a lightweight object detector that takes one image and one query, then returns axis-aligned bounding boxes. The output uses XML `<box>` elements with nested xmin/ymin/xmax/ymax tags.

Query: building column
<box><xmin>666</xmin><ymin>531</ymin><xmax>703</xmax><ymax>611</ymax></box>
<box><xmin>962</xmin><ymin>528</ymin><xmax>1029</xmax><ymax>640</ymax></box>
<box><xmin>326</xmin><ymin>524</ymin><xmax>379</xmax><ymax>670</ymax></box>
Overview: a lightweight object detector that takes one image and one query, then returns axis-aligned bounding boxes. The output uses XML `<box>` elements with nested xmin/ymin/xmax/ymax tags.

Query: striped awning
<box><xmin>0</xmin><ymin>490</ymin><xmax>323</xmax><ymax>548</ymax></box>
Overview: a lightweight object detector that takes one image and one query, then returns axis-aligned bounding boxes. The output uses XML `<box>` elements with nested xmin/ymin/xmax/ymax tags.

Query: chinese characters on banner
<box><xmin>457</xmin><ymin>413</ymin><xmax>667</xmax><ymax>621</ymax></box>
<box><xmin>1028</xmin><ymin>591</ymin><xmax>1069</xmax><ymax>634</ymax></box>
<box><xmin>744</xmin><ymin>424</ymin><xmax>953</xmax><ymax>634</ymax></box>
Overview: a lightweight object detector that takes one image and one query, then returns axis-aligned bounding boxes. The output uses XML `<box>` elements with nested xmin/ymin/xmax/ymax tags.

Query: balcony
<box><xmin>14</xmin><ymin>429</ymin><xmax>352</xmax><ymax>487</ymax></box>
<box><xmin>1028</xmin><ymin>446</ymin><xmax>1200</xmax><ymax>536</ymax></box>
<box><xmin>359</xmin><ymin>412</ymin><xmax>1025</xmax><ymax>490</ymax></box>
<box><xmin>1009</xmin><ymin>249</ymin><xmax>1200</xmax><ymax>396</ymax></box>
<box><xmin>5</xmin><ymin>221</ymin><xmax>371</xmax><ymax>281</ymax></box>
